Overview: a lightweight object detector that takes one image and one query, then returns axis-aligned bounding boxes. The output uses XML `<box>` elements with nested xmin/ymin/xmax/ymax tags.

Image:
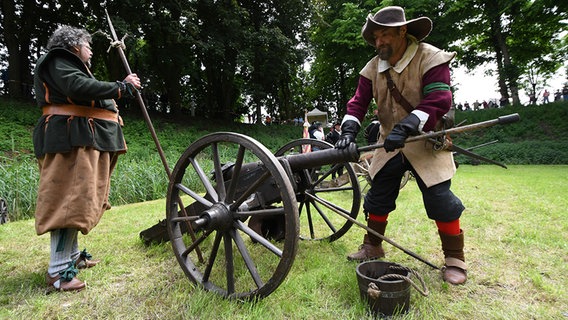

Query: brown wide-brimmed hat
<box><xmin>361</xmin><ymin>6</ymin><xmax>432</xmax><ymax>46</ymax></box>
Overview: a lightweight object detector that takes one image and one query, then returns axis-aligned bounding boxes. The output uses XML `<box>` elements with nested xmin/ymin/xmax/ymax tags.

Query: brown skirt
<box><xmin>35</xmin><ymin>147</ymin><xmax>119</xmax><ymax>235</ymax></box>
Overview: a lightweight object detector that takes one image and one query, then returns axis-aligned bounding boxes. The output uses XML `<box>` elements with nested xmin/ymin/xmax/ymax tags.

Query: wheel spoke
<box><xmin>233</xmin><ymin>204</ymin><xmax>285</xmax><ymax>219</ymax></box>
<box><xmin>304</xmin><ymin>201</ymin><xmax>315</xmax><ymax>239</ymax></box>
<box><xmin>230</xmin><ymin>169</ymin><xmax>272</xmax><ymax>211</ymax></box>
<box><xmin>175</xmin><ymin>183</ymin><xmax>213</xmax><ymax>207</ymax></box>
<box><xmin>189</xmin><ymin>157</ymin><xmax>219</xmax><ymax>202</ymax></box>
<box><xmin>224</xmin><ymin>233</ymin><xmax>235</xmax><ymax>295</ymax></box>
<box><xmin>309</xmin><ymin>164</ymin><xmax>335</xmax><ymax>186</ymax></box>
<box><xmin>230</xmin><ymin>228</ymin><xmax>264</xmax><ymax>288</ymax></box>
<box><xmin>225</xmin><ymin>145</ymin><xmax>246</xmax><ymax>203</ymax></box>
<box><xmin>171</xmin><ymin>215</ymin><xmax>200</xmax><ymax>223</ymax></box>
<box><xmin>203</xmin><ymin>231</ymin><xmax>223</xmax><ymax>283</ymax></box>
<box><xmin>181</xmin><ymin>229</ymin><xmax>213</xmax><ymax>257</ymax></box>
<box><xmin>211</xmin><ymin>142</ymin><xmax>227</xmax><ymax>201</ymax></box>
<box><xmin>309</xmin><ymin>197</ymin><xmax>337</xmax><ymax>234</ymax></box>
<box><xmin>234</xmin><ymin>220</ymin><xmax>283</xmax><ymax>257</ymax></box>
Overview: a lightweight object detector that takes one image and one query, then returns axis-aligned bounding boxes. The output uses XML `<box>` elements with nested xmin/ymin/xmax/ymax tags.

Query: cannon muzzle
<box><xmin>282</xmin><ymin>142</ymin><xmax>359</xmax><ymax>171</ymax></box>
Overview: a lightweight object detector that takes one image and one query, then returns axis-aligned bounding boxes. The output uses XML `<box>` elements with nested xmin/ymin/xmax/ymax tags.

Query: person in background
<box><xmin>335</xmin><ymin>6</ymin><xmax>467</xmax><ymax>285</ymax></box>
<box><xmin>554</xmin><ymin>89</ymin><xmax>561</xmax><ymax>101</ymax></box>
<box><xmin>542</xmin><ymin>89</ymin><xmax>550</xmax><ymax>104</ymax></box>
<box><xmin>33</xmin><ymin>25</ymin><xmax>141</xmax><ymax>292</ymax></box>
<box><xmin>308</xmin><ymin>121</ymin><xmax>325</xmax><ymax>141</ymax></box>
<box><xmin>325</xmin><ymin>122</ymin><xmax>343</xmax><ymax>179</ymax></box>
<box><xmin>364</xmin><ymin>110</ymin><xmax>381</xmax><ymax>145</ymax></box>
<box><xmin>325</xmin><ymin>121</ymin><xmax>341</xmax><ymax>145</ymax></box>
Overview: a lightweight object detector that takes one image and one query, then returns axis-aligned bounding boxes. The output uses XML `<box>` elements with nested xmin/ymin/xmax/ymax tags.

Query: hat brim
<box><xmin>362</xmin><ymin>14</ymin><xmax>432</xmax><ymax>46</ymax></box>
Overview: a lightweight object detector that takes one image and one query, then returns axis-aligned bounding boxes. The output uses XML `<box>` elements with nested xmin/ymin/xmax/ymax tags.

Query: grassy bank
<box><xmin>1</xmin><ymin>97</ymin><xmax>568</xmax><ymax>221</ymax></box>
<box><xmin>0</xmin><ymin>165</ymin><xmax>567</xmax><ymax>319</ymax></box>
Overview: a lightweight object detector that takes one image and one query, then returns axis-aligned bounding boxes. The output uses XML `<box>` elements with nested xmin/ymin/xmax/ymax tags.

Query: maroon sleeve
<box><xmin>346</xmin><ymin>76</ymin><xmax>373</xmax><ymax>123</ymax></box>
<box><xmin>415</xmin><ymin>63</ymin><xmax>453</xmax><ymax>131</ymax></box>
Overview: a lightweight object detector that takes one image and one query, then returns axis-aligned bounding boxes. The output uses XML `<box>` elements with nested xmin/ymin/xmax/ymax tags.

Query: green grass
<box><xmin>1</xmin><ymin>165</ymin><xmax>566</xmax><ymax>319</ymax></box>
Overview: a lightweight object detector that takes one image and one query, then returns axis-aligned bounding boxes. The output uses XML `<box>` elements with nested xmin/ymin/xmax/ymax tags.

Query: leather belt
<box><xmin>42</xmin><ymin>104</ymin><xmax>122</xmax><ymax>125</ymax></box>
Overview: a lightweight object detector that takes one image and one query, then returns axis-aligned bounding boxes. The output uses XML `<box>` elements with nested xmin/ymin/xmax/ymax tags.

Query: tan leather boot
<box><xmin>439</xmin><ymin>230</ymin><xmax>467</xmax><ymax>285</ymax></box>
<box><xmin>347</xmin><ymin>220</ymin><xmax>387</xmax><ymax>261</ymax></box>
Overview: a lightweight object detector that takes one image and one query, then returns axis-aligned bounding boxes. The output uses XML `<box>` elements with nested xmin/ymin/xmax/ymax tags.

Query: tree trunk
<box><xmin>500</xmin><ymin>41</ymin><xmax>520</xmax><ymax>105</ymax></box>
<box><xmin>2</xmin><ymin>0</ymin><xmax>22</xmax><ymax>98</ymax></box>
<box><xmin>494</xmin><ymin>46</ymin><xmax>510</xmax><ymax>106</ymax></box>
<box><xmin>487</xmin><ymin>1</ymin><xmax>520</xmax><ymax>105</ymax></box>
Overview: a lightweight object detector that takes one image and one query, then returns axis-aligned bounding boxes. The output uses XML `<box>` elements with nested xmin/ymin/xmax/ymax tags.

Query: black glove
<box><xmin>384</xmin><ymin>113</ymin><xmax>421</xmax><ymax>152</ymax></box>
<box><xmin>335</xmin><ymin>120</ymin><xmax>360</xmax><ymax>149</ymax></box>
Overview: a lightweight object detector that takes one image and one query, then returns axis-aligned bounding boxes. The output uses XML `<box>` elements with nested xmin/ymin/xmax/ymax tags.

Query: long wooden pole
<box><xmin>105</xmin><ymin>10</ymin><xmax>204</xmax><ymax>262</ymax></box>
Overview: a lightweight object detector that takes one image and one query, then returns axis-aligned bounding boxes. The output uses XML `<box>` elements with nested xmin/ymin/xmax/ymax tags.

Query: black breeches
<box><xmin>363</xmin><ymin>153</ymin><xmax>464</xmax><ymax>221</ymax></box>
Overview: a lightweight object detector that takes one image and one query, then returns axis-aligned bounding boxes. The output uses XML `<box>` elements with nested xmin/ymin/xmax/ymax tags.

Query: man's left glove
<box><xmin>335</xmin><ymin>120</ymin><xmax>360</xmax><ymax>149</ymax></box>
<box><xmin>384</xmin><ymin>113</ymin><xmax>421</xmax><ymax>152</ymax></box>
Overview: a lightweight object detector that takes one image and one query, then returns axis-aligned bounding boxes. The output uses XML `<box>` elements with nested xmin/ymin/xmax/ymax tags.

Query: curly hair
<box><xmin>47</xmin><ymin>25</ymin><xmax>92</xmax><ymax>51</ymax></box>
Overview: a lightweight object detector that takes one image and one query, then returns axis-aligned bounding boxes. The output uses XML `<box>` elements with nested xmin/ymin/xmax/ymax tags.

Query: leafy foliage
<box><xmin>1</xmin><ymin>1</ymin><xmax>566</xmax><ymax>122</ymax></box>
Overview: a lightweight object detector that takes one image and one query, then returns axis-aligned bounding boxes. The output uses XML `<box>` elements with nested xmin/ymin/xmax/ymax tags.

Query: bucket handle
<box><xmin>376</xmin><ymin>266</ymin><xmax>429</xmax><ymax>297</ymax></box>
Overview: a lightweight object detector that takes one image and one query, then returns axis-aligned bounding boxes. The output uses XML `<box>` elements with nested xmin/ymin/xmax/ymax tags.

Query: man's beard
<box><xmin>376</xmin><ymin>45</ymin><xmax>392</xmax><ymax>60</ymax></box>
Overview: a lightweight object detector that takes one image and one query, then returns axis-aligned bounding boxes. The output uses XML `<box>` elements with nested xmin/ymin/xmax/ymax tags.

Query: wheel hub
<box><xmin>194</xmin><ymin>202</ymin><xmax>233</xmax><ymax>232</ymax></box>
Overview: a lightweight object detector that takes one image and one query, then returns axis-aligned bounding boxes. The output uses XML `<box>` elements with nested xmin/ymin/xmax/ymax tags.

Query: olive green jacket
<box><xmin>33</xmin><ymin>47</ymin><xmax>127</xmax><ymax>158</ymax></box>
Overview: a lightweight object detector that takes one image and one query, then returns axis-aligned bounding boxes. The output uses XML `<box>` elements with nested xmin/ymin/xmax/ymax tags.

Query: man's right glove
<box><xmin>335</xmin><ymin>120</ymin><xmax>360</xmax><ymax>149</ymax></box>
<box><xmin>384</xmin><ymin>113</ymin><xmax>421</xmax><ymax>152</ymax></box>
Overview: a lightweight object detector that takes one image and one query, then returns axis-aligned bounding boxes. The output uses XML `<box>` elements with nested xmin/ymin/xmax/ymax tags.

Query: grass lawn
<box><xmin>0</xmin><ymin>165</ymin><xmax>566</xmax><ymax>319</ymax></box>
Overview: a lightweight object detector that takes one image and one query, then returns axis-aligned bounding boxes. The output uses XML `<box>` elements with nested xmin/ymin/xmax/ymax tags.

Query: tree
<box><xmin>118</xmin><ymin>0</ymin><xmax>196</xmax><ymax>117</ymax></box>
<box><xmin>308</xmin><ymin>0</ymin><xmax>378</xmax><ymax>118</ymax></box>
<box><xmin>238</xmin><ymin>0</ymin><xmax>311</xmax><ymax>124</ymax></box>
<box><xmin>191</xmin><ymin>0</ymin><xmax>246</xmax><ymax>121</ymax></box>
<box><xmin>0</xmin><ymin>0</ymin><xmax>102</xmax><ymax>99</ymax></box>
<box><xmin>508</xmin><ymin>0</ymin><xmax>567</xmax><ymax>100</ymax></box>
<box><xmin>423</xmin><ymin>0</ymin><xmax>567</xmax><ymax>105</ymax></box>
<box><xmin>2</xmin><ymin>0</ymin><xmax>50</xmax><ymax>99</ymax></box>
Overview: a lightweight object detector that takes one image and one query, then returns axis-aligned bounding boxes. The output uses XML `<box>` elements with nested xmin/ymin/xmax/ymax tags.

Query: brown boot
<box><xmin>74</xmin><ymin>249</ymin><xmax>100</xmax><ymax>269</ymax></box>
<box><xmin>46</xmin><ymin>273</ymin><xmax>86</xmax><ymax>292</ymax></box>
<box><xmin>439</xmin><ymin>230</ymin><xmax>467</xmax><ymax>285</ymax></box>
<box><xmin>347</xmin><ymin>220</ymin><xmax>387</xmax><ymax>261</ymax></box>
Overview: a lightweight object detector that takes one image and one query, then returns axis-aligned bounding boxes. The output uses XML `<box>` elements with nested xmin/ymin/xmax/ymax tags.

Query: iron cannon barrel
<box><xmin>280</xmin><ymin>143</ymin><xmax>360</xmax><ymax>171</ymax></box>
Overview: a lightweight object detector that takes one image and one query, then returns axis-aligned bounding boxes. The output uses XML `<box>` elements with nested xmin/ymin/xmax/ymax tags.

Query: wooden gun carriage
<box><xmin>162</xmin><ymin>114</ymin><xmax>519</xmax><ymax>300</ymax></box>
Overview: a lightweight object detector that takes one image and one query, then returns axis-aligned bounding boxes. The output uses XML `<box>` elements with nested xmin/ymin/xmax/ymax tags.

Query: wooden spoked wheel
<box><xmin>166</xmin><ymin>133</ymin><xmax>299</xmax><ymax>300</ymax></box>
<box><xmin>275</xmin><ymin>139</ymin><xmax>361</xmax><ymax>242</ymax></box>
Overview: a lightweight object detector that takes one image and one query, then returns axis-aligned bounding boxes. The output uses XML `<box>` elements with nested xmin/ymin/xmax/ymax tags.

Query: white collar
<box><xmin>377</xmin><ymin>36</ymin><xmax>419</xmax><ymax>74</ymax></box>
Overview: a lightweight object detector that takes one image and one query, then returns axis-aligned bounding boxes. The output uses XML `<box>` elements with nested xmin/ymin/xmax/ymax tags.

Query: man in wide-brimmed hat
<box><xmin>335</xmin><ymin>6</ymin><xmax>467</xmax><ymax>285</ymax></box>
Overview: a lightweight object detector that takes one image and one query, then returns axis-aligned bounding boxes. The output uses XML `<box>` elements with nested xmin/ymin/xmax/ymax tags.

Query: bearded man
<box><xmin>335</xmin><ymin>6</ymin><xmax>467</xmax><ymax>285</ymax></box>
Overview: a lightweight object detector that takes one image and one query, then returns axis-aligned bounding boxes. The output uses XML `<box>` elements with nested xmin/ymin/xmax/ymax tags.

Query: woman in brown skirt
<box><xmin>33</xmin><ymin>25</ymin><xmax>141</xmax><ymax>292</ymax></box>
